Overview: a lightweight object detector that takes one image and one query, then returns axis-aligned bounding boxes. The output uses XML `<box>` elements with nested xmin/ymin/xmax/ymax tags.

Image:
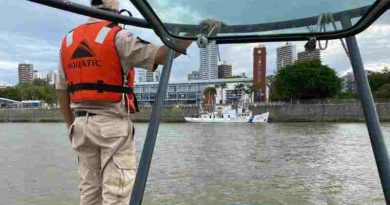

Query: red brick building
<box><xmin>253</xmin><ymin>45</ymin><xmax>267</xmax><ymax>102</ymax></box>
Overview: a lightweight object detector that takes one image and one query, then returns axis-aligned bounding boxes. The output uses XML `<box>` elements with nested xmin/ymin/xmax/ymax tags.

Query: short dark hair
<box><xmin>91</xmin><ymin>0</ymin><xmax>103</xmax><ymax>6</ymax></box>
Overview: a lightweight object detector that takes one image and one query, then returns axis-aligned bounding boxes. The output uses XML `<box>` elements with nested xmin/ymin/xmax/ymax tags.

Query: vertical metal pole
<box><xmin>342</xmin><ymin>18</ymin><xmax>390</xmax><ymax>204</ymax></box>
<box><xmin>130</xmin><ymin>49</ymin><xmax>176</xmax><ymax>205</ymax></box>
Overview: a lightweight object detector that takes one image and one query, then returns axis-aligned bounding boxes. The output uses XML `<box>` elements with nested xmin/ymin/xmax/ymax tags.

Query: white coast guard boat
<box><xmin>184</xmin><ymin>105</ymin><xmax>269</xmax><ymax>123</ymax></box>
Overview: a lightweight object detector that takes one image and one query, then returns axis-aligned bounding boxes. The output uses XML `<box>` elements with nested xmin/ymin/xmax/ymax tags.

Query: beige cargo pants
<box><xmin>68</xmin><ymin>114</ymin><xmax>136</xmax><ymax>205</ymax></box>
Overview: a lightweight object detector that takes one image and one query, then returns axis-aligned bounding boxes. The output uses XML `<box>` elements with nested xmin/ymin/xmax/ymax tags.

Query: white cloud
<box><xmin>219</xmin><ymin>43</ymin><xmax>256</xmax><ymax>77</ymax></box>
<box><xmin>0</xmin><ymin>33</ymin><xmax>58</xmax><ymax>55</ymax></box>
<box><xmin>357</xmin><ymin>24</ymin><xmax>390</xmax><ymax>42</ymax></box>
<box><xmin>146</xmin><ymin>0</ymin><xmax>203</xmax><ymax>24</ymax></box>
<box><xmin>365</xmin><ymin>63</ymin><xmax>390</xmax><ymax>71</ymax></box>
<box><xmin>0</xmin><ymin>82</ymin><xmax>11</xmax><ymax>86</ymax></box>
<box><xmin>0</xmin><ymin>61</ymin><xmax>18</xmax><ymax>71</ymax></box>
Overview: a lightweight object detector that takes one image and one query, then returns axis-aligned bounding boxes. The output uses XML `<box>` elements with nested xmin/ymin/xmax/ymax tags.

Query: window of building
<box><xmin>168</xmin><ymin>85</ymin><xmax>177</xmax><ymax>92</ymax></box>
<box><xmin>188</xmin><ymin>92</ymin><xmax>196</xmax><ymax>99</ymax></box>
<box><xmin>178</xmin><ymin>93</ymin><xmax>187</xmax><ymax>99</ymax></box>
<box><xmin>141</xmin><ymin>93</ymin><xmax>149</xmax><ymax>100</ymax></box>
<box><xmin>168</xmin><ymin>93</ymin><xmax>177</xmax><ymax>99</ymax></box>
<box><xmin>177</xmin><ymin>85</ymin><xmax>188</xmax><ymax>92</ymax></box>
<box><xmin>134</xmin><ymin>87</ymin><xmax>141</xmax><ymax>93</ymax></box>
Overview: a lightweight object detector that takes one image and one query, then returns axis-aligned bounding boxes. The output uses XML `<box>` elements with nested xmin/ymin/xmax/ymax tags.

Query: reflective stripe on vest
<box><xmin>95</xmin><ymin>27</ymin><xmax>111</xmax><ymax>44</ymax></box>
<box><xmin>61</xmin><ymin>21</ymin><xmax>138</xmax><ymax>113</ymax></box>
<box><xmin>66</xmin><ymin>31</ymin><xmax>73</xmax><ymax>47</ymax></box>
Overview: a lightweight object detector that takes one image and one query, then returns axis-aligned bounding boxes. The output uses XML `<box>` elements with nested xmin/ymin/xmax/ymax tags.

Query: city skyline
<box><xmin>0</xmin><ymin>0</ymin><xmax>389</xmax><ymax>86</ymax></box>
<box><xmin>17</xmin><ymin>63</ymin><xmax>57</xmax><ymax>85</ymax></box>
<box><xmin>4</xmin><ymin>40</ymin><xmax>388</xmax><ymax>86</ymax></box>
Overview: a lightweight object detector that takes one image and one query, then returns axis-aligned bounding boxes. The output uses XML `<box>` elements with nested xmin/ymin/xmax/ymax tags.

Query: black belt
<box><xmin>75</xmin><ymin>111</ymin><xmax>97</xmax><ymax>117</ymax></box>
<box><xmin>68</xmin><ymin>82</ymin><xmax>134</xmax><ymax>94</ymax></box>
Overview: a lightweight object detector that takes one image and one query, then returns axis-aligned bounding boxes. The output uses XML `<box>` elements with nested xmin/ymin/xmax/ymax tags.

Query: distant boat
<box><xmin>184</xmin><ymin>105</ymin><xmax>269</xmax><ymax>123</ymax></box>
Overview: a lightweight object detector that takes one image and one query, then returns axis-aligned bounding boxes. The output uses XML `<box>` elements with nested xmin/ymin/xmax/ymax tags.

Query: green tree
<box><xmin>32</xmin><ymin>78</ymin><xmax>49</xmax><ymax>86</ymax></box>
<box><xmin>0</xmin><ymin>80</ymin><xmax>57</xmax><ymax>107</ymax></box>
<box><xmin>267</xmin><ymin>75</ymin><xmax>281</xmax><ymax>101</ymax></box>
<box><xmin>374</xmin><ymin>84</ymin><xmax>390</xmax><ymax>99</ymax></box>
<box><xmin>233</xmin><ymin>83</ymin><xmax>246</xmax><ymax>103</ymax></box>
<box><xmin>0</xmin><ymin>87</ymin><xmax>19</xmax><ymax>101</ymax></box>
<box><xmin>234</xmin><ymin>83</ymin><xmax>245</xmax><ymax>91</ymax></box>
<box><xmin>228</xmin><ymin>75</ymin><xmax>246</xmax><ymax>79</ymax></box>
<box><xmin>214</xmin><ymin>83</ymin><xmax>222</xmax><ymax>104</ymax></box>
<box><xmin>15</xmin><ymin>83</ymin><xmax>30</xmax><ymax>100</ymax></box>
<box><xmin>245</xmin><ymin>84</ymin><xmax>259</xmax><ymax>103</ymax></box>
<box><xmin>337</xmin><ymin>91</ymin><xmax>354</xmax><ymax>100</ymax></box>
<box><xmin>219</xmin><ymin>82</ymin><xmax>227</xmax><ymax>104</ymax></box>
<box><xmin>204</xmin><ymin>87</ymin><xmax>217</xmax><ymax>105</ymax></box>
<box><xmin>368</xmin><ymin>67</ymin><xmax>390</xmax><ymax>94</ymax></box>
<box><xmin>273</xmin><ymin>60</ymin><xmax>341</xmax><ymax>100</ymax></box>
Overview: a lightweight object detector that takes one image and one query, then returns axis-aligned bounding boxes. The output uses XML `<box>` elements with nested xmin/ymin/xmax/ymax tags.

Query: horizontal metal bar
<box><xmin>26</xmin><ymin>0</ymin><xmax>386</xmax><ymax>36</ymax></box>
<box><xmin>214</xmin><ymin>0</ymin><xmax>389</xmax><ymax>44</ymax></box>
<box><xmin>27</xmin><ymin>0</ymin><xmax>389</xmax><ymax>47</ymax></box>
<box><xmin>26</xmin><ymin>0</ymin><xmax>152</xmax><ymax>29</ymax></box>
<box><xmin>166</xmin><ymin>6</ymin><xmax>370</xmax><ymax>34</ymax></box>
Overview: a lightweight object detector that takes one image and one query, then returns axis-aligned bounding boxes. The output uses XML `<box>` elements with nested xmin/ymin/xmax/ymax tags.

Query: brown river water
<box><xmin>0</xmin><ymin>122</ymin><xmax>389</xmax><ymax>205</ymax></box>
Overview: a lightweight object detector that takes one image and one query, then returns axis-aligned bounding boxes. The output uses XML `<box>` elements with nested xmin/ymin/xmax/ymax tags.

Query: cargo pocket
<box><xmin>112</xmin><ymin>123</ymin><xmax>136</xmax><ymax>199</ymax></box>
<box><xmin>100</xmin><ymin>119</ymin><xmax>135</xmax><ymax>199</ymax></box>
<box><xmin>113</xmin><ymin>148</ymin><xmax>136</xmax><ymax>170</ymax></box>
<box><xmin>112</xmin><ymin>159</ymin><xmax>136</xmax><ymax>199</ymax></box>
<box><xmin>113</xmin><ymin>120</ymin><xmax>135</xmax><ymax>169</ymax></box>
<box><xmin>67</xmin><ymin>123</ymin><xmax>75</xmax><ymax>143</ymax></box>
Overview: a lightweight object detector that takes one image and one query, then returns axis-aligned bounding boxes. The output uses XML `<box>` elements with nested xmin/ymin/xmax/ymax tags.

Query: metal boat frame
<box><xmin>24</xmin><ymin>0</ymin><xmax>390</xmax><ymax>204</ymax></box>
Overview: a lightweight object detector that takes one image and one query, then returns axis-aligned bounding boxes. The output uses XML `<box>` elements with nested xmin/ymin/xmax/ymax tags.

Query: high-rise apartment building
<box><xmin>137</xmin><ymin>69</ymin><xmax>159</xmax><ymax>82</ymax></box>
<box><xmin>146</xmin><ymin>70</ymin><xmax>159</xmax><ymax>82</ymax></box>
<box><xmin>137</xmin><ymin>69</ymin><xmax>147</xmax><ymax>83</ymax></box>
<box><xmin>298</xmin><ymin>49</ymin><xmax>321</xmax><ymax>62</ymax></box>
<box><xmin>33</xmin><ymin>70</ymin><xmax>46</xmax><ymax>80</ymax></box>
<box><xmin>18</xmin><ymin>63</ymin><xmax>34</xmax><ymax>84</ymax></box>
<box><xmin>342</xmin><ymin>70</ymin><xmax>371</xmax><ymax>94</ymax></box>
<box><xmin>46</xmin><ymin>70</ymin><xmax>57</xmax><ymax>85</ymax></box>
<box><xmin>187</xmin><ymin>71</ymin><xmax>200</xmax><ymax>81</ymax></box>
<box><xmin>276</xmin><ymin>43</ymin><xmax>296</xmax><ymax>70</ymax></box>
<box><xmin>155</xmin><ymin>71</ymin><xmax>160</xmax><ymax>82</ymax></box>
<box><xmin>253</xmin><ymin>44</ymin><xmax>267</xmax><ymax>102</ymax></box>
<box><xmin>218</xmin><ymin>63</ymin><xmax>232</xmax><ymax>79</ymax></box>
<box><xmin>145</xmin><ymin>71</ymin><xmax>154</xmax><ymax>82</ymax></box>
<box><xmin>199</xmin><ymin>40</ymin><xmax>218</xmax><ymax>80</ymax></box>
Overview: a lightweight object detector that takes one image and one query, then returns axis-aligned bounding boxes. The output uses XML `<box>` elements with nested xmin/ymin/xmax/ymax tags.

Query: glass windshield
<box><xmin>146</xmin><ymin>0</ymin><xmax>376</xmax><ymax>37</ymax></box>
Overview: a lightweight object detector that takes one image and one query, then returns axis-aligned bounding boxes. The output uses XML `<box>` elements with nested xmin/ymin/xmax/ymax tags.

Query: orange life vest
<box><xmin>61</xmin><ymin>21</ymin><xmax>138</xmax><ymax>113</ymax></box>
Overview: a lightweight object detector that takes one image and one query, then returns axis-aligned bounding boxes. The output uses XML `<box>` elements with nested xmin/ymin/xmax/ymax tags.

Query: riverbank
<box><xmin>0</xmin><ymin>103</ymin><xmax>389</xmax><ymax>123</ymax></box>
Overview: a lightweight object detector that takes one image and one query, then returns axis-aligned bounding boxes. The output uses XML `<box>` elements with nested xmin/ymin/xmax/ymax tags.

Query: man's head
<box><xmin>91</xmin><ymin>0</ymin><xmax>119</xmax><ymax>12</ymax></box>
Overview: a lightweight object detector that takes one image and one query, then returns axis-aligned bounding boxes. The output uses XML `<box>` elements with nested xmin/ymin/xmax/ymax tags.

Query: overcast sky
<box><xmin>0</xmin><ymin>0</ymin><xmax>389</xmax><ymax>86</ymax></box>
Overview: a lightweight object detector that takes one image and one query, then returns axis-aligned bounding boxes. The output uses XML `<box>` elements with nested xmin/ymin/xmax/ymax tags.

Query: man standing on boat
<box><xmin>55</xmin><ymin>0</ymin><xmax>196</xmax><ymax>204</ymax></box>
